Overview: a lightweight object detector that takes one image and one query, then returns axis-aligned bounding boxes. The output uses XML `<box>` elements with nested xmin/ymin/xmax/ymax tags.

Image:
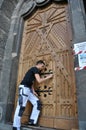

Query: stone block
<box><xmin>0</xmin><ymin>13</ymin><xmax>10</xmax><ymax>33</ymax></box>
<box><xmin>1</xmin><ymin>0</ymin><xmax>16</xmax><ymax>19</ymax></box>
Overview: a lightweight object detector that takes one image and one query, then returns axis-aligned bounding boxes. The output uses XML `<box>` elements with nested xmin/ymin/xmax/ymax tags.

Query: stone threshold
<box><xmin>0</xmin><ymin>123</ymin><xmax>64</xmax><ymax>130</ymax></box>
<box><xmin>22</xmin><ymin>124</ymin><xmax>57</xmax><ymax>130</ymax></box>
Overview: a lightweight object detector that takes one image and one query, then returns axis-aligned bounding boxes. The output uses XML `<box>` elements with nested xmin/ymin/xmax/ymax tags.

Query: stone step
<box><xmin>0</xmin><ymin>123</ymin><xmax>78</xmax><ymax>130</ymax></box>
<box><xmin>22</xmin><ymin>125</ymin><xmax>79</xmax><ymax>130</ymax></box>
<box><xmin>71</xmin><ymin>129</ymin><xmax>79</xmax><ymax>130</ymax></box>
<box><xmin>22</xmin><ymin>125</ymin><xmax>62</xmax><ymax>130</ymax></box>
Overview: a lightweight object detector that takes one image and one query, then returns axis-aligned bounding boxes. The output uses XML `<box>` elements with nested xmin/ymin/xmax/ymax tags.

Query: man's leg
<box><xmin>13</xmin><ymin>85</ymin><xmax>29</xmax><ymax>130</ymax></box>
<box><xmin>28</xmin><ymin>90</ymin><xmax>42</xmax><ymax>125</ymax></box>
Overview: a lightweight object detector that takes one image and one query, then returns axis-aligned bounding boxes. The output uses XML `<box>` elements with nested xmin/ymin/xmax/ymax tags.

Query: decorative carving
<box><xmin>20</xmin><ymin>1</ymin><xmax>34</xmax><ymax>16</ymax></box>
<box><xmin>35</xmin><ymin>0</ymin><xmax>67</xmax><ymax>6</ymax></box>
<box><xmin>54</xmin><ymin>0</ymin><xmax>67</xmax><ymax>2</ymax></box>
<box><xmin>20</xmin><ymin>0</ymin><xmax>68</xmax><ymax>17</ymax></box>
<box><xmin>35</xmin><ymin>0</ymin><xmax>50</xmax><ymax>6</ymax></box>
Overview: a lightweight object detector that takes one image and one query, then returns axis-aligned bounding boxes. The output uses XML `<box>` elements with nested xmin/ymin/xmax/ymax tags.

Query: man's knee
<box><xmin>18</xmin><ymin>106</ymin><xmax>25</xmax><ymax>117</ymax></box>
<box><xmin>19</xmin><ymin>95</ymin><xmax>23</xmax><ymax>106</ymax></box>
<box><xmin>37</xmin><ymin>100</ymin><xmax>42</xmax><ymax>110</ymax></box>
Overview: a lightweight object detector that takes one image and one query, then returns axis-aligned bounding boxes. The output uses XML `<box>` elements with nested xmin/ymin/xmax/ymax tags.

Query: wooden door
<box><xmin>15</xmin><ymin>3</ymin><xmax>78</xmax><ymax>130</ymax></box>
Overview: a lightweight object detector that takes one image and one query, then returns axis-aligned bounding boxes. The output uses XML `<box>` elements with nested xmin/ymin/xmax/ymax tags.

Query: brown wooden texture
<box><xmin>14</xmin><ymin>3</ymin><xmax>78</xmax><ymax>129</ymax></box>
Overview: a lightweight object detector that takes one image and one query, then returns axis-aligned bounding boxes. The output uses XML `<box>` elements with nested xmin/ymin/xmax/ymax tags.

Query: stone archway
<box><xmin>0</xmin><ymin>0</ymin><xmax>79</xmax><ymax>130</ymax></box>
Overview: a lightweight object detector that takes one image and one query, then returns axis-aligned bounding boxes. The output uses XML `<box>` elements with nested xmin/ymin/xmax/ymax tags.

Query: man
<box><xmin>13</xmin><ymin>60</ymin><xmax>53</xmax><ymax>130</ymax></box>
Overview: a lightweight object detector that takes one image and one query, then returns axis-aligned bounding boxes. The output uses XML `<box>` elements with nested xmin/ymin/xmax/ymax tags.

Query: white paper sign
<box><xmin>74</xmin><ymin>42</ymin><xmax>86</xmax><ymax>68</ymax></box>
<box><xmin>74</xmin><ymin>42</ymin><xmax>86</xmax><ymax>54</ymax></box>
<box><xmin>78</xmin><ymin>53</ymin><xmax>86</xmax><ymax>67</ymax></box>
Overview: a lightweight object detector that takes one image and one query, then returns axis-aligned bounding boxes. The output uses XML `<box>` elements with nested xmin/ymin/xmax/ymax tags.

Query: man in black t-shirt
<box><xmin>13</xmin><ymin>60</ymin><xmax>53</xmax><ymax>130</ymax></box>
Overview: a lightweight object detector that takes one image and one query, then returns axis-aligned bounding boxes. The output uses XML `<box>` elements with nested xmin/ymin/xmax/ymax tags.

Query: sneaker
<box><xmin>13</xmin><ymin>127</ymin><xmax>21</xmax><ymax>130</ymax></box>
<box><xmin>28</xmin><ymin>122</ymin><xmax>39</xmax><ymax>127</ymax></box>
<box><xmin>13</xmin><ymin>127</ymin><xmax>17</xmax><ymax>130</ymax></box>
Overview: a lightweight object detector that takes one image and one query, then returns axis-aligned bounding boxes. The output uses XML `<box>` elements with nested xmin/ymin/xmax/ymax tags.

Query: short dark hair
<box><xmin>36</xmin><ymin>60</ymin><xmax>45</xmax><ymax>65</ymax></box>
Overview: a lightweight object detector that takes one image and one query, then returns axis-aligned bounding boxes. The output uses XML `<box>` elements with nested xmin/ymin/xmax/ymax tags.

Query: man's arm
<box><xmin>35</xmin><ymin>73</ymin><xmax>53</xmax><ymax>84</ymax></box>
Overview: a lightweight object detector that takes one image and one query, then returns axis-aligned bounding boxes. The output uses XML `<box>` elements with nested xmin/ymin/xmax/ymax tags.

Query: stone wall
<box><xmin>0</xmin><ymin>0</ymin><xmax>18</xmax><ymax>124</ymax></box>
<box><xmin>69</xmin><ymin>0</ymin><xmax>86</xmax><ymax>129</ymax></box>
<box><xmin>0</xmin><ymin>0</ymin><xmax>18</xmax><ymax>79</ymax></box>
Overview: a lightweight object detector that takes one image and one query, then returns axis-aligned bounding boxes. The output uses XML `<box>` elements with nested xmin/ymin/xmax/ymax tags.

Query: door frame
<box><xmin>1</xmin><ymin>0</ymin><xmax>77</xmax><ymax>125</ymax></box>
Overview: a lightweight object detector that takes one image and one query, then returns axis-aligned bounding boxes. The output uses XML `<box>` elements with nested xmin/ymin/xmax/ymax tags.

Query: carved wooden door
<box><xmin>15</xmin><ymin>3</ymin><xmax>78</xmax><ymax>129</ymax></box>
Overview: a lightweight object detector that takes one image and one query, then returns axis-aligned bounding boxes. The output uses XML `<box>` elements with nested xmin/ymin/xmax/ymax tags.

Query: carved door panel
<box><xmin>14</xmin><ymin>3</ymin><xmax>78</xmax><ymax>129</ymax></box>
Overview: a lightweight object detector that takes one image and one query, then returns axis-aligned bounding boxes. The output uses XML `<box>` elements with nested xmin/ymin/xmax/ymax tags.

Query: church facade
<box><xmin>0</xmin><ymin>0</ymin><xmax>86</xmax><ymax>130</ymax></box>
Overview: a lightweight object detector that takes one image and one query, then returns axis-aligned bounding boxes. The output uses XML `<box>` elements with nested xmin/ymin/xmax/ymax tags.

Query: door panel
<box><xmin>14</xmin><ymin>3</ymin><xmax>78</xmax><ymax>129</ymax></box>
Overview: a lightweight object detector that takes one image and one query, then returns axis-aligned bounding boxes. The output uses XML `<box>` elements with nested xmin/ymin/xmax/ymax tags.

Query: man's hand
<box><xmin>32</xmin><ymin>85</ymin><xmax>38</xmax><ymax>97</ymax></box>
<box><xmin>47</xmin><ymin>74</ymin><xmax>53</xmax><ymax>78</ymax></box>
<box><xmin>33</xmin><ymin>91</ymin><xmax>38</xmax><ymax>97</ymax></box>
<box><xmin>35</xmin><ymin>73</ymin><xmax>53</xmax><ymax>84</ymax></box>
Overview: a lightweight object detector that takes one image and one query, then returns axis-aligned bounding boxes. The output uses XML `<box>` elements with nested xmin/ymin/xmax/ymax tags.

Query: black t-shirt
<box><xmin>20</xmin><ymin>67</ymin><xmax>40</xmax><ymax>88</ymax></box>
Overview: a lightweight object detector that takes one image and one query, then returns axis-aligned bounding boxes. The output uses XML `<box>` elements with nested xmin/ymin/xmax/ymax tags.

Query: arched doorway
<box><xmin>14</xmin><ymin>2</ymin><xmax>78</xmax><ymax>129</ymax></box>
